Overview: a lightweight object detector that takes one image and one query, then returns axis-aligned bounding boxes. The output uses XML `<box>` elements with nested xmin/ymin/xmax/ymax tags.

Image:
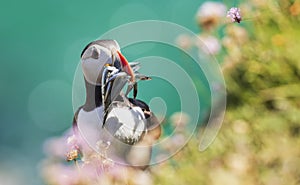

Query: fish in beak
<box><xmin>101</xmin><ymin>50</ymin><xmax>136</xmax><ymax>127</ymax></box>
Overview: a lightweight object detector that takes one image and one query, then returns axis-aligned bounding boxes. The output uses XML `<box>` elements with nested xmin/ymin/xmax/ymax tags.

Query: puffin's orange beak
<box><xmin>116</xmin><ymin>50</ymin><xmax>135</xmax><ymax>83</ymax></box>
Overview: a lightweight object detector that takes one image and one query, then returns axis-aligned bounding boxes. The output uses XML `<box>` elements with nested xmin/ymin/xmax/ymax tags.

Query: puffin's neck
<box><xmin>83</xmin><ymin>79</ymin><xmax>102</xmax><ymax>112</ymax></box>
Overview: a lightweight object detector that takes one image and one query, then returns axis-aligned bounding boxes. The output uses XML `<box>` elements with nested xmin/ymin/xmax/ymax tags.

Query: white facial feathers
<box><xmin>81</xmin><ymin>45</ymin><xmax>113</xmax><ymax>85</ymax></box>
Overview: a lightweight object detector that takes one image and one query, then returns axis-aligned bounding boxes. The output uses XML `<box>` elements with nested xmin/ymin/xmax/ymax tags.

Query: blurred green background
<box><xmin>0</xmin><ymin>0</ymin><xmax>206</xmax><ymax>184</ymax></box>
<box><xmin>2</xmin><ymin>0</ymin><xmax>300</xmax><ymax>184</ymax></box>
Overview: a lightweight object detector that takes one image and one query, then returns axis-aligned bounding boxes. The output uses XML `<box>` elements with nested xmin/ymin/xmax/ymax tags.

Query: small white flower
<box><xmin>196</xmin><ymin>35</ymin><xmax>221</xmax><ymax>55</ymax></box>
<box><xmin>67</xmin><ymin>135</ymin><xmax>77</xmax><ymax>146</ymax></box>
<box><xmin>170</xmin><ymin>112</ymin><xmax>190</xmax><ymax>130</ymax></box>
<box><xmin>176</xmin><ymin>34</ymin><xmax>192</xmax><ymax>50</ymax></box>
<box><xmin>132</xmin><ymin>171</ymin><xmax>153</xmax><ymax>185</ymax></box>
<box><xmin>96</xmin><ymin>139</ymin><xmax>111</xmax><ymax>151</ymax></box>
<box><xmin>196</xmin><ymin>1</ymin><xmax>227</xmax><ymax>29</ymax></box>
<box><xmin>196</xmin><ymin>2</ymin><xmax>227</xmax><ymax>19</ymax></box>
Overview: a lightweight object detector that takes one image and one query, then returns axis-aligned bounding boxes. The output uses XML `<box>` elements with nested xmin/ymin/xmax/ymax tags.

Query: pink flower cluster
<box><xmin>227</xmin><ymin>7</ymin><xmax>242</xmax><ymax>23</ymax></box>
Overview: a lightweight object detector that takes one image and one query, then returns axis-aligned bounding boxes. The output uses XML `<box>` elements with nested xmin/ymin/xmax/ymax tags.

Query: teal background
<box><xmin>0</xmin><ymin>0</ymin><xmax>215</xmax><ymax>184</ymax></box>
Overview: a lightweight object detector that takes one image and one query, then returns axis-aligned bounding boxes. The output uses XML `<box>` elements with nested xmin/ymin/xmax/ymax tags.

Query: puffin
<box><xmin>72</xmin><ymin>40</ymin><xmax>161</xmax><ymax>169</ymax></box>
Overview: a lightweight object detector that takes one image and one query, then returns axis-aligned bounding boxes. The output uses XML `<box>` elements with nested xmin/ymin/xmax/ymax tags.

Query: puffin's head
<box><xmin>81</xmin><ymin>40</ymin><xmax>134</xmax><ymax>86</ymax></box>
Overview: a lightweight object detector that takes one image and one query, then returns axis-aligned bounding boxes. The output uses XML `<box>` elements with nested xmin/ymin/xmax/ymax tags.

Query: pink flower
<box><xmin>227</xmin><ymin>7</ymin><xmax>242</xmax><ymax>23</ymax></box>
<box><xmin>41</xmin><ymin>163</ymin><xmax>81</xmax><ymax>185</ymax></box>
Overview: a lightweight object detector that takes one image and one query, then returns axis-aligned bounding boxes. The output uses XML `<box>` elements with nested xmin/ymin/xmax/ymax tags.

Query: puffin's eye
<box><xmin>91</xmin><ymin>48</ymin><xmax>99</xmax><ymax>59</ymax></box>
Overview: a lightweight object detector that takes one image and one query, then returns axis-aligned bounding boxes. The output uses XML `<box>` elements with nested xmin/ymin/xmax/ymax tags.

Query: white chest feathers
<box><xmin>77</xmin><ymin>105</ymin><xmax>147</xmax><ymax>149</ymax></box>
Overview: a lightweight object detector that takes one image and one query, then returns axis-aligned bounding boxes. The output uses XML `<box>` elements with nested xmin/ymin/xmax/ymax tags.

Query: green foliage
<box><xmin>153</xmin><ymin>0</ymin><xmax>300</xmax><ymax>184</ymax></box>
